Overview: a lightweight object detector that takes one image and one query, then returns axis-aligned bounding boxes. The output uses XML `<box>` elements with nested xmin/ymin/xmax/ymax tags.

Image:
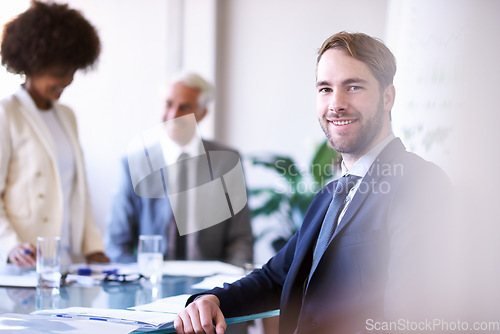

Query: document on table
<box><xmin>0</xmin><ymin>263</ymin><xmax>37</xmax><ymax>287</ymax></box>
<box><xmin>191</xmin><ymin>274</ymin><xmax>246</xmax><ymax>289</ymax></box>
<box><xmin>129</xmin><ymin>294</ymin><xmax>190</xmax><ymax>313</ymax></box>
<box><xmin>0</xmin><ymin>312</ymin><xmax>141</xmax><ymax>334</ymax></box>
<box><xmin>0</xmin><ymin>273</ymin><xmax>37</xmax><ymax>287</ymax></box>
<box><xmin>162</xmin><ymin>261</ymin><xmax>244</xmax><ymax>277</ymax></box>
<box><xmin>32</xmin><ymin>307</ymin><xmax>176</xmax><ymax>328</ymax></box>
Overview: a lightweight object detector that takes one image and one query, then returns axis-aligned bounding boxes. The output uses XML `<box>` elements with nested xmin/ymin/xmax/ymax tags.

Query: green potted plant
<box><xmin>248</xmin><ymin>140</ymin><xmax>340</xmax><ymax>251</ymax></box>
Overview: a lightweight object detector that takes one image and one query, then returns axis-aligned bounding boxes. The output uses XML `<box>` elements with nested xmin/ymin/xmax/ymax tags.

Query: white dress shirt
<box><xmin>39</xmin><ymin>108</ymin><xmax>75</xmax><ymax>267</ymax></box>
<box><xmin>338</xmin><ymin>133</ymin><xmax>396</xmax><ymax>222</ymax></box>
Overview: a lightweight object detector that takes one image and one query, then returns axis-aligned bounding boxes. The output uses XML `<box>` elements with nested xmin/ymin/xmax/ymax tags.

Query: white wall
<box><xmin>56</xmin><ymin>0</ymin><xmax>168</xmax><ymax>234</ymax></box>
<box><xmin>385</xmin><ymin>0</ymin><xmax>472</xmax><ymax>175</ymax></box>
<box><xmin>386</xmin><ymin>0</ymin><xmax>500</xmax><ymax>180</ymax></box>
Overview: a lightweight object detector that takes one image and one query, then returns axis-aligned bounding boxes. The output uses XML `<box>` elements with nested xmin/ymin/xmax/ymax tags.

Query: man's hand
<box><xmin>7</xmin><ymin>243</ymin><xmax>36</xmax><ymax>267</ymax></box>
<box><xmin>85</xmin><ymin>251</ymin><xmax>110</xmax><ymax>263</ymax></box>
<box><xmin>174</xmin><ymin>294</ymin><xmax>227</xmax><ymax>334</ymax></box>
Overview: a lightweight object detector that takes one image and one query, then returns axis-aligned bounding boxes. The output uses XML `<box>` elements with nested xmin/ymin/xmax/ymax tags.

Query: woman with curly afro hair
<box><xmin>0</xmin><ymin>1</ymin><xmax>109</xmax><ymax>268</ymax></box>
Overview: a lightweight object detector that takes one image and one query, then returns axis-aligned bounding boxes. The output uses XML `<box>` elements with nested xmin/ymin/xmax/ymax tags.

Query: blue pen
<box><xmin>23</xmin><ymin>249</ymin><xmax>34</xmax><ymax>256</ymax></box>
<box><xmin>77</xmin><ymin>268</ymin><xmax>92</xmax><ymax>276</ymax></box>
<box><xmin>56</xmin><ymin>314</ymin><xmax>73</xmax><ymax>319</ymax></box>
<box><xmin>102</xmin><ymin>269</ymin><xmax>119</xmax><ymax>275</ymax></box>
<box><xmin>77</xmin><ymin>267</ymin><xmax>118</xmax><ymax>276</ymax></box>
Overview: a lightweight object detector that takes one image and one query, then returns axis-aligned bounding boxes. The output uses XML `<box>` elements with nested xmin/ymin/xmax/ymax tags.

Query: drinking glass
<box><xmin>138</xmin><ymin>235</ymin><xmax>163</xmax><ymax>282</ymax></box>
<box><xmin>36</xmin><ymin>236</ymin><xmax>61</xmax><ymax>289</ymax></box>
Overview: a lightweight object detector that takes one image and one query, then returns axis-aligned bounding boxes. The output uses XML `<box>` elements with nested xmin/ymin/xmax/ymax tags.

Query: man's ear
<box><xmin>383</xmin><ymin>84</ymin><xmax>396</xmax><ymax>112</ymax></box>
<box><xmin>195</xmin><ymin>107</ymin><xmax>208</xmax><ymax>122</ymax></box>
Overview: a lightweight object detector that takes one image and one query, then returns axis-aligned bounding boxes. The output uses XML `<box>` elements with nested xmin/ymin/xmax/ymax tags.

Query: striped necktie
<box><xmin>308</xmin><ymin>174</ymin><xmax>360</xmax><ymax>283</ymax></box>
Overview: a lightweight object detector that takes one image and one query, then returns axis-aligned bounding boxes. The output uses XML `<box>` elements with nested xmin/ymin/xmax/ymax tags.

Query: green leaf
<box><xmin>248</xmin><ymin>188</ymin><xmax>276</xmax><ymax>197</ymax></box>
<box><xmin>247</xmin><ymin>141</ymin><xmax>340</xmax><ymax>246</ymax></box>
<box><xmin>310</xmin><ymin>140</ymin><xmax>338</xmax><ymax>187</ymax></box>
<box><xmin>251</xmin><ymin>192</ymin><xmax>286</xmax><ymax>217</ymax></box>
<box><xmin>248</xmin><ymin>155</ymin><xmax>303</xmax><ymax>186</ymax></box>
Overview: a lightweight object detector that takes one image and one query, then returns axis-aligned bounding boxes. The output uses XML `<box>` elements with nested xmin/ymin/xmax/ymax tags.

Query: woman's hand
<box><xmin>8</xmin><ymin>243</ymin><xmax>36</xmax><ymax>267</ymax></box>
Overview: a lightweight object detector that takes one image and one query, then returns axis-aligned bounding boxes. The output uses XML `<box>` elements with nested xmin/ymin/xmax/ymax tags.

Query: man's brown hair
<box><xmin>317</xmin><ymin>31</ymin><xmax>397</xmax><ymax>88</ymax></box>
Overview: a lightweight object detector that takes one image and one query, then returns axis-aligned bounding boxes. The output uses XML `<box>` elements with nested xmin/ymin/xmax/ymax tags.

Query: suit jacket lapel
<box><xmin>287</xmin><ymin>184</ymin><xmax>333</xmax><ymax>292</ymax></box>
<box><xmin>14</xmin><ymin>88</ymin><xmax>59</xmax><ymax>175</ymax></box>
<box><xmin>332</xmin><ymin>138</ymin><xmax>406</xmax><ymax>239</ymax></box>
<box><xmin>296</xmin><ymin>187</ymin><xmax>333</xmax><ymax>262</ymax></box>
<box><xmin>306</xmin><ymin>139</ymin><xmax>406</xmax><ymax>287</ymax></box>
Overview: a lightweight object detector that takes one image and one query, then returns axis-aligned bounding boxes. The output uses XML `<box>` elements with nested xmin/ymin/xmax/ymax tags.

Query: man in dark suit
<box><xmin>106</xmin><ymin>72</ymin><xmax>253</xmax><ymax>267</ymax></box>
<box><xmin>174</xmin><ymin>32</ymin><xmax>451</xmax><ymax>334</ymax></box>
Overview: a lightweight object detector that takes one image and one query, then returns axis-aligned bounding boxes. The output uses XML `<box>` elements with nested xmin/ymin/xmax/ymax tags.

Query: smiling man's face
<box><xmin>316</xmin><ymin>48</ymin><xmax>395</xmax><ymax>167</ymax></box>
<box><xmin>162</xmin><ymin>81</ymin><xmax>207</xmax><ymax>146</ymax></box>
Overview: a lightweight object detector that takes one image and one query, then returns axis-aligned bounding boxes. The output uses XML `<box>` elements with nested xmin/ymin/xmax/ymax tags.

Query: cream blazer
<box><xmin>0</xmin><ymin>87</ymin><xmax>105</xmax><ymax>263</ymax></box>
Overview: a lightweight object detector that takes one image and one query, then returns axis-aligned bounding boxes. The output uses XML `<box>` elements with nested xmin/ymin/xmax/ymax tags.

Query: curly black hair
<box><xmin>0</xmin><ymin>0</ymin><xmax>101</xmax><ymax>76</ymax></box>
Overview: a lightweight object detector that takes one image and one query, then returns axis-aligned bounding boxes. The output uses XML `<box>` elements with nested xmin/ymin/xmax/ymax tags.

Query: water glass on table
<box><xmin>36</xmin><ymin>236</ymin><xmax>61</xmax><ymax>289</ymax></box>
<box><xmin>138</xmin><ymin>235</ymin><xmax>164</xmax><ymax>283</ymax></box>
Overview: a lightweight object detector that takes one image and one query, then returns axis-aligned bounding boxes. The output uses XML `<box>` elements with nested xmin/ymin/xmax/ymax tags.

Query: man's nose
<box><xmin>329</xmin><ymin>90</ymin><xmax>347</xmax><ymax>113</ymax></box>
<box><xmin>164</xmin><ymin>106</ymin><xmax>181</xmax><ymax>120</ymax></box>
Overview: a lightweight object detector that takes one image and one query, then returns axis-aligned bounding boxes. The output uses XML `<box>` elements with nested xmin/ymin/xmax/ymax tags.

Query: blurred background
<box><xmin>1</xmin><ymin>0</ymin><xmax>499</xmax><ymax>265</ymax></box>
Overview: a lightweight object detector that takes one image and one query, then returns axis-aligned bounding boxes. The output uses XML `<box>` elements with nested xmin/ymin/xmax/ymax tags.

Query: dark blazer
<box><xmin>188</xmin><ymin>138</ymin><xmax>451</xmax><ymax>333</ymax></box>
<box><xmin>106</xmin><ymin>140</ymin><xmax>253</xmax><ymax>266</ymax></box>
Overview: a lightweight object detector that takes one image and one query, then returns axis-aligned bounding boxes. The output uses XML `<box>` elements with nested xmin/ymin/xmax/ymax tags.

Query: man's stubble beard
<box><xmin>319</xmin><ymin>97</ymin><xmax>385</xmax><ymax>156</ymax></box>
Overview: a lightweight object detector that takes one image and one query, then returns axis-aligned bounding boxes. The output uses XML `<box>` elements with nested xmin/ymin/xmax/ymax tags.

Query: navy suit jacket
<box><xmin>188</xmin><ymin>138</ymin><xmax>451</xmax><ymax>333</ymax></box>
<box><xmin>106</xmin><ymin>140</ymin><xmax>253</xmax><ymax>266</ymax></box>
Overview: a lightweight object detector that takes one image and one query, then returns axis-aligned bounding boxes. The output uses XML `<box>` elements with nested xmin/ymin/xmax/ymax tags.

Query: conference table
<box><xmin>0</xmin><ymin>261</ymin><xmax>279</xmax><ymax>333</ymax></box>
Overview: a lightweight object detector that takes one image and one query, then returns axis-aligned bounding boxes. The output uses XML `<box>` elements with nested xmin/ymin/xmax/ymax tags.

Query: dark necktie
<box><xmin>167</xmin><ymin>153</ymin><xmax>189</xmax><ymax>260</ymax></box>
<box><xmin>308</xmin><ymin>174</ymin><xmax>360</xmax><ymax>283</ymax></box>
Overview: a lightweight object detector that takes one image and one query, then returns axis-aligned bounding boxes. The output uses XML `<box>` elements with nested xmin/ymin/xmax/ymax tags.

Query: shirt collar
<box><xmin>160</xmin><ymin>130</ymin><xmax>205</xmax><ymax>165</ymax></box>
<box><xmin>341</xmin><ymin>133</ymin><xmax>396</xmax><ymax>178</ymax></box>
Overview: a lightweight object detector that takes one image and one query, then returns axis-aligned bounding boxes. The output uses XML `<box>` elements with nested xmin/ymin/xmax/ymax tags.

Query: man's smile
<box><xmin>329</xmin><ymin>119</ymin><xmax>357</xmax><ymax>126</ymax></box>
